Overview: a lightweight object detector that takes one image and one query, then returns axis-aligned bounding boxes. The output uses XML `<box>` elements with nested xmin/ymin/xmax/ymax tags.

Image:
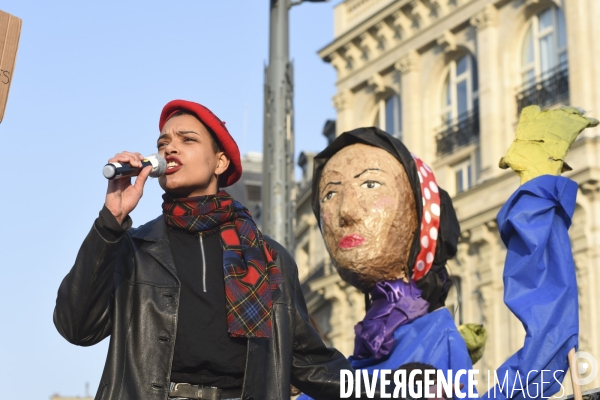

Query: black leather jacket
<box><xmin>53</xmin><ymin>214</ymin><xmax>352</xmax><ymax>400</ymax></box>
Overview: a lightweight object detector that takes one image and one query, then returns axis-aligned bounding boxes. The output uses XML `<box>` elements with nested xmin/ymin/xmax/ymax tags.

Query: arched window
<box><xmin>517</xmin><ymin>7</ymin><xmax>568</xmax><ymax>113</ymax></box>
<box><xmin>521</xmin><ymin>7</ymin><xmax>567</xmax><ymax>84</ymax></box>
<box><xmin>436</xmin><ymin>54</ymin><xmax>480</xmax><ymax>157</ymax></box>
<box><xmin>440</xmin><ymin>54</ymin><xmax>479</xmax><ymax>126</ymax></box>
<box><xmin>374</xmin><ymin>94</ymin><xmax>402</xmax><ymax>140</ymax></box>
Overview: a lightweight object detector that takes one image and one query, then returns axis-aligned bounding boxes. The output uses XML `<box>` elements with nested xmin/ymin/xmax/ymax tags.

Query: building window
<box><xmin>454</xmin><ymin>159</ymin><xmax>473</xmax><ymax>194</ymax></box>
<box><xmin>441</xmin><ymin>54</ymin><xmax>479</xmax><ymax>126</ymax></box>
<box><xmin>375</xmin><ymin>94</ymin><xmax>403</xmax><ymax>140</ymax></box>
<box><xmin>521</xmin><ymin>7</ymin><xmax>567</xmax><ymax>83</ymax></box>
<box><xmin>517</xmin><ymin>7</ymin><xmax>568</xmax><ymax>112</ymax></box>
<box><xmin>436</xmin><ymin>54</ymin><xmax>480</xmax><ymax>156</ymax></box>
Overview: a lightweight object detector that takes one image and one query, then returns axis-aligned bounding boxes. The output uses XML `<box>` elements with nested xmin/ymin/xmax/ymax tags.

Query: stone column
<box><xmin>333</xmin><ymin>89</ymin><xmax>351</xmax><ymax>136</ymax></box>
<box><xmin>323</xmin><ymin>279</ymin><xmax>363</xmax><ymax>357</ymax></box>
<box><xmin>563</xmin><ymin>0</ymin><xmax>600</xmax><ymax>137</ymax></box>
<box><xmin>318</xmin><ymin>280</ymin><xmax>347</xmax><ymax>354</ymax></box>
<box><xmin>590</xmin><ymin>0</ymin><xmax>600</xmax><ymax>117</ymax></box>
<box><xmin>470</xmin><ymin>4</ymin><xmax>502</xmax><ymax>182</ymax></box>
<box><xmin>469</xmin><ymin>220</ymin><xmax>510</xmax><ymax>369</ymax></box>
<box><xmin>395</xmin><ymin>50</ymin><xmax>423</xmax><ymax>157</ymax></box>
<box><xmin>579</xmin><ymin>180</ymin><xmax>600</xmax><ymax>390</ymax></box>
<box><xmin>454</xmin><ymin>237</ymin><xmax>472</xmax><ymax>323</ymax></box>
<box><xmin>476</xmin><ymin>281</ymin><xmax>494</xmax><ymax>393</ymax></box>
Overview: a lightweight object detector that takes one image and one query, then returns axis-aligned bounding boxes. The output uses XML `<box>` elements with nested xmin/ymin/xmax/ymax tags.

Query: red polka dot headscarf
<box><xmin>311</xmin><ymin>127</ymin><xmax>460</xmax><ymax>310</ymax></box>
<box><xmin>411</xmin><ymin>154</ymin><xmax>441</xmax><ymax>281</ymax></box>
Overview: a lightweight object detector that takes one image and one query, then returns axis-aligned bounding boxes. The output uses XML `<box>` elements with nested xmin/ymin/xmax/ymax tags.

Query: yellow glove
<box><xmin>499</xmin><ymin>105</ymin><xmax>599</xmax><ymax>185</ymax></box>
<box><xmin>458</xmin><ymin>323</ymin><xmax>487</xmax><ymax>365</ymax></box>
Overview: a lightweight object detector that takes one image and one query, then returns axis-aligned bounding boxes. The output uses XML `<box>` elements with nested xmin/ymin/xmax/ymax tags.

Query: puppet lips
<box><xmin>339</xmin><ymin>234</ymin><xmax>365</xmax><ymax>249</ymax></box>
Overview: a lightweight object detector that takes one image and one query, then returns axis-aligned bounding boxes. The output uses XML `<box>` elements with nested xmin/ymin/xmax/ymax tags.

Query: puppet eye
<box><xmin>361</xmin><ymin>180</ymin><xmax>382</xmax><ymax>189</ymax></box>
<box><xmin>322</xmin><ymin>191</ymin><xmax>337</xmax><ymax>202</ymax></box>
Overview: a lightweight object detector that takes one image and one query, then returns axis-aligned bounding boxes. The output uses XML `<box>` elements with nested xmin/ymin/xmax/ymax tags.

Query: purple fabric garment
<box><xmin>353</xmin><ymin>279</ymin><xmax>429</xmax><ymax>360</ymax></box>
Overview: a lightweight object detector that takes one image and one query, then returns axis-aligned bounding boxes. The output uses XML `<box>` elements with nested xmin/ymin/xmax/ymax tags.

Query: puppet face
<box><xmin>318</xmin><ymin>144</ymin><xmax>418</xmax><ymax>292</ymax></box>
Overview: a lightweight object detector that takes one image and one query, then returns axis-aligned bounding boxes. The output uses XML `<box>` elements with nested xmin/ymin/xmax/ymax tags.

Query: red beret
<box><xmin>159</xmin><ymin>100</ymin><xmax>242</xmax><ymax>187</ymax></box>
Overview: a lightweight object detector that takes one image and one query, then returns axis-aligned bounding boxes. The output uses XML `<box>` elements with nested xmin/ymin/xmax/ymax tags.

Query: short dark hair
<box><xmin>168</xmin><ymin>110</ymin><xmax>223</xmax><ymax>153</ymax></box>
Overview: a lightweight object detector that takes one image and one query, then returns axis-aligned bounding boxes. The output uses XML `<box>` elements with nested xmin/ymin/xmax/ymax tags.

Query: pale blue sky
<box><xmin>0</xmin><ymin>1</ymin><xmax>342</xmax><ymax>397</ymax></box>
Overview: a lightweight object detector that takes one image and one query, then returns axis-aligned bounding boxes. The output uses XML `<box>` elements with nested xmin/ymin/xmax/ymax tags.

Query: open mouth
<box><xmin>164</xmin><ymin>156</ymin><xmax>182</xmax><ymax>174</ymax></box>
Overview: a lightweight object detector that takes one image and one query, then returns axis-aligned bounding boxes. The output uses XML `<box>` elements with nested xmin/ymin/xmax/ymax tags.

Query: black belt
<box><xmin>169</xmin><ymin>383</ymin><xmax>242</xmax><ymax>400</ymax></box>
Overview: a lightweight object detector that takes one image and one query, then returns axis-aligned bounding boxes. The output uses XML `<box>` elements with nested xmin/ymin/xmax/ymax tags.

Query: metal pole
<box><xmin>263</xmin><ymin>0</ymin><xmax>295</xmax><ymax>251</ymax></box>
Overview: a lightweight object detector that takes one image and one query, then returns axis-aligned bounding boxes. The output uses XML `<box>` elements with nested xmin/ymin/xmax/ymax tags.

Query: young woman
<box><xmin>54</xmin><ymin>100</ymin><xmax>359</xmax><ymax>400</ymax></box>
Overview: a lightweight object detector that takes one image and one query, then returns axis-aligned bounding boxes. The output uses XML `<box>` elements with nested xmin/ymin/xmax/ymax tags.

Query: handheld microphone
<box><xmin>103</xmin><ymin>153</ymin><xmax>167</xmax><ymax>180</ymax></box>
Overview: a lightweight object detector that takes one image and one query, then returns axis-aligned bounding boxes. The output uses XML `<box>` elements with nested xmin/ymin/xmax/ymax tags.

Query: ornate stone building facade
<box><xmin>295</xmin><ymin>0</ymin><xmax>600</xmax><ymax>393</ymax></box>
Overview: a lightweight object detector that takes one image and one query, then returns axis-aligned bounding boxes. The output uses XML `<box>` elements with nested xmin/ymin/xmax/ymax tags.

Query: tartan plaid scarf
<box><xmin>162</xmin><ymin>190</ymin><xmax>283</xmax><ymax>338</ymax></box>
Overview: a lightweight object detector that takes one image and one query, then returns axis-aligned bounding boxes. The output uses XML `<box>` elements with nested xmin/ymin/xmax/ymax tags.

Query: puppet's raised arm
<box><xmin>482</xmin><ymin>106</ymin><xmax>597</xmax><ymax>400</ymax></box>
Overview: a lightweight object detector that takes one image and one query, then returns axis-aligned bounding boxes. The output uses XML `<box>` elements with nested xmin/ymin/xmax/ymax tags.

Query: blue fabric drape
<box><xmin>482</xmin><ymin>175</ymin><xmax>579</xmax><ymax>399</ymax></box>
<box><xmin>298</xmin><ymin>309</ymin><xmax>472</xmax><ymax>399</ymax></box>
<box><xmin>350</xmin><ymin>308</ymin><xmax>472</xmax><ymax>376</ymax></box>
<box><xmin>350</xmin><ymin>308</ymin><xmax>473</xmax><ymax>399</ymax></box>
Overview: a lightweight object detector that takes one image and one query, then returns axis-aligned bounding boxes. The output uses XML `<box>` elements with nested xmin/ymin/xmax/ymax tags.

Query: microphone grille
<box><xmin>148</xmin><ymin>153</ymin><xmax>167</xmax><ymax>177</ymax></box>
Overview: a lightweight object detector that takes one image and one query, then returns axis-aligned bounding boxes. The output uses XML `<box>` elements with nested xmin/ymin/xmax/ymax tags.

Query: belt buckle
<box><xmin>170</xmin><ymin>382</ymin><xmax>192</xmax><ymax>398</ymax></box>
<box><xmin>169</xmin><ymin>382</ymin><xmax>221</xmax><ymax>400</ymax></box>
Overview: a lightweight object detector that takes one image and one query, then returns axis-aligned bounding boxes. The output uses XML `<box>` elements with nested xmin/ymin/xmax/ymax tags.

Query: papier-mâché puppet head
<box><xmin>317</xmin><ymin>143</ymin><xmax>417</xmax><ymax>290</ymax></box>
<box><xmin>311</xmin><ymin>127</ymin><xmax>460</xmax><ymax>311</ymax></box>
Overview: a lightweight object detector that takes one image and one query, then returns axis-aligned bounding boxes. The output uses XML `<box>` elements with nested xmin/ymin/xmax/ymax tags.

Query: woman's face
<box><xmin>156</xmin><ymin>114</ymin><xmax>228</xmax><ymax>197</ymax></box>
<box><xmin>318</xmin><ymin>143</ymin><xmax>417</xmax><ymax>291</ymax></box>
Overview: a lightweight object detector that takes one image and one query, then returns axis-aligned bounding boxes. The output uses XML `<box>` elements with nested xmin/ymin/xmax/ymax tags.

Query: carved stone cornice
<box><xmin>460</xmin><ymin>220</ymin><xmax>499</xmax><ymax>246</ymax></box>
<box><xmin>354</xmin><ymin>32</ymin><xmax>370</xmax><ymax>49</ymax></box>
<box><xmin>454</xmin><ymin>241</ymin><xmax>470</xmax><ymax>267</ymax></box>
<box><xmin>333</xmin><ymin>90</ymin><xmax>350</xmax><ymax>111</ymax></box>
<box><xmin>327</xmin><ymin>51</ymin><xmax>345</xmax><ymax>74</ymax></box>
<box><xmin>394</xmin><ymin>50</ymin><xmax>420</xmax><ymax>74</ymax></box>
<box><xmin>366</xmin><ymin>73</ymin><xmax>386</xmax><ymax>94</ymax></box>
<box><xmin>385</xmin><ymin>10</ymin><xmax>409</xmax><ymax>41</ymax></box>
<box><xmin>354</xmin><ymin>32</ymin><xmax>377</xmax><ymax>61</ymax></box>
<box><xmin>318</xmin><ymin>0</ymin><xmax>468</xmax><ymax>81</ymax></box>
<box><xmin>339</xmin><ymin>43</ymin><xmax>357</xmax><ymax>72</ymax></box>
<box><xmin>485</xmin><ymin>220</ymin><xmax>498</xmax><ymax>231</ymax></box>
<box><xmin>580</xmin><ymin>179</ymin><xmax>600</xmax><ymax>200</ymax></box>
<box><xmin>436</xmin><ymin>30</ymin><xmax>457</xmax><ymax>54</ymax></box>
<box><xmin>460</xmin><ymin>230</ymin><xmax>471</xmax><ymax>243</ymax></box>
<box><xmin>470</xmin><ymin>4</ymin><xmax>498</xmax><ymax>30</ymax></box>
<box><xmin>428</xmin><ymin>0</ymin><xmax>447</xmax><ymax>17</ymax></box>
<box><xmin>406</xmin><ymin>0</ymin><xmax>430</xmax><ymax>26</ymax></box>
<box><xmin>369</xmin><ymin>23</ymin><xmax>388</xmax><ymax>51</ymax></box>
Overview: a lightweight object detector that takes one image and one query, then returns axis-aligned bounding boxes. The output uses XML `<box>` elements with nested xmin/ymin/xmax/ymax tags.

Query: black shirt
<box><xmin>95</xmin><ymin>207</ymin><xmax>246</xmax><ymax>389</ymax></box>
<box><xmin>167</xmin><ymin>228</ymin><xmax>247</xmax><ymax>388</ymax></box>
